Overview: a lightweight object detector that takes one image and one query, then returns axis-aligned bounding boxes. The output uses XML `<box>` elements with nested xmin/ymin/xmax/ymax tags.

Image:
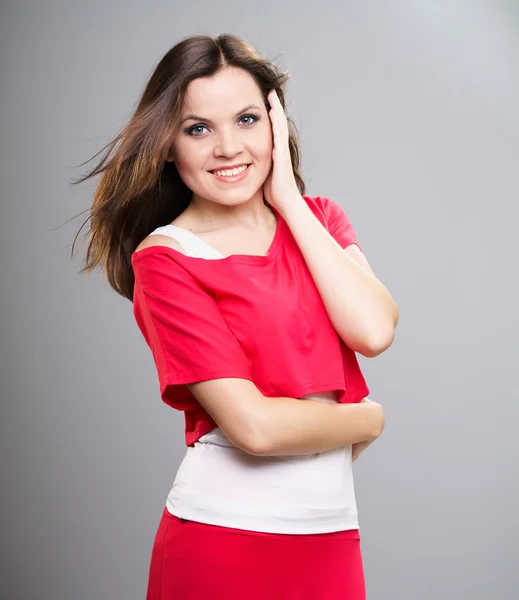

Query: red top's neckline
<box><xmin>132</xmin><ymin>204</ymin><xmax>285</xmax><ymax>266</ymax></box>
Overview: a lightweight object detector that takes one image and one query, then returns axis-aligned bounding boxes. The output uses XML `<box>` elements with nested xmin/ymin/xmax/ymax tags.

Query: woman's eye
<box><xmin>187</xmin><ymin>125</ymin><xmax>208</xmax><ymax>136</ymax></box>
<box><xmin>240</xmin><ymin>114</ymin><xmax>259</xmax><ymax>125</ymax></box>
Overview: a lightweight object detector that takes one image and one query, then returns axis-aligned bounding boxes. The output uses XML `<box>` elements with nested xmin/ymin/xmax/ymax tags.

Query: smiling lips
<box><xmin>210</xmin><ymin>163</ymin><xmax>251</xmax><ymax>183</ymax></box>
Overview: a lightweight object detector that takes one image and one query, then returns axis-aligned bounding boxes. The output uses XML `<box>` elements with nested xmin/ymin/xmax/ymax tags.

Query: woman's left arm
<box><xmin>278</xmin><ymin>196</ymin><xmax>399</xmax><ymax>357</ymax></box>
<box><xmin>264</xmin><ymin>89</ymin><xmax>398</xmax><ymax>358</ymax></box>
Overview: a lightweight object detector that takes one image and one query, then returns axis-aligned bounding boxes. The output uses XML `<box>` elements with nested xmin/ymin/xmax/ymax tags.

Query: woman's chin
<box><xmin>207</xmin><ymin>187</ymin><xmax>264</xmax><ymax>206</ymax></box>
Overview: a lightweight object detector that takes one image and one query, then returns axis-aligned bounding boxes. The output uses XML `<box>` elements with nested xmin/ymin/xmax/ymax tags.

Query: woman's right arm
<box><xmin>187</xmin><ymin>378</ymin><xmax>385</xmax><ymax>457</ymax></box>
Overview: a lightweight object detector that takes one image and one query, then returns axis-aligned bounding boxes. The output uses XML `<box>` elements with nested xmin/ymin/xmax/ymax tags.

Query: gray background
<box><xmin>1</xmin><ymin>0</ymin><xmax>517</xmax><ymax>598</ymax></box>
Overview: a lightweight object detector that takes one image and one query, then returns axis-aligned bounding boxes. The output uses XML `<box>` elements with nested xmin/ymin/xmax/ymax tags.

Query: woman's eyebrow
<box><xmin>180</xmin><ymin>104</ymin><xmax>261</xmax><ymax>125</ymax></box>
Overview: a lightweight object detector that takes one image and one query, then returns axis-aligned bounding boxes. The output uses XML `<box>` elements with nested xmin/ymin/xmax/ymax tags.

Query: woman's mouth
<box><xmin>210</xmin><ymin>163</ymin><xmax>251</xmax><ymax>183</ymax></box>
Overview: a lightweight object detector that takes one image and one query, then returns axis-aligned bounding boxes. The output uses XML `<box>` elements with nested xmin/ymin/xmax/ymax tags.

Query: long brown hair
<box><xmin>71</xmin><ymin>33</ymin><xmax>306</xmax><ymax>301</ymax></box>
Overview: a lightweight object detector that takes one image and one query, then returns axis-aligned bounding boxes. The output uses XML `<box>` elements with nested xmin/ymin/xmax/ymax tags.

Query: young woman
<box><xmin>74</xmin><ymin>33</ymin><xmax>398</xmax><ymax>600</ymax></box>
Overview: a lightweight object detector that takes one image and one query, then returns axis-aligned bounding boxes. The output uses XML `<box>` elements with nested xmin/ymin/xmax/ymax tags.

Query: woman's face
<box><xmin>167</xmin><ymin>67</ymin><xmax>273</xmax><ymax>208</ymax></box>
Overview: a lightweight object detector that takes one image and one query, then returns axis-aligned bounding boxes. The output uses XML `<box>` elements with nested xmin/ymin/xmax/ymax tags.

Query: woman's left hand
<box><xmin>262</xmin><ymin>89</ymin><xmax>301</xmax><ymax>211</ymax></box>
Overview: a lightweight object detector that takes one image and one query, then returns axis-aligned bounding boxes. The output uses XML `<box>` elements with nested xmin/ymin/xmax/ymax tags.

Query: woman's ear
<box><xmin>164</xmin><ymin>133</ymin><xmax>176</xmax><ymax>163</ymax></box>
<box><xmin>165</xmin><ymin>147</ymin><xmax>175</xmax><ymax>163</ymax></box>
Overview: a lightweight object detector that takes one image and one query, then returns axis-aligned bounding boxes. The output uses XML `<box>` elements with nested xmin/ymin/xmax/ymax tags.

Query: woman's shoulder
<box><xmin>133</xmin><ymin>205</ymin><xmax>205</xmax><ymax>259</ymax></box>
<box><xmin>302</xmin><ymin>194</ymin><xmax>338</xmax><ymax>211</ymax></box>
<box><xmin>134</xmin><ymin>233</ymin><xmax>187</xmax><ymax>257</ymax></box>
<box><xmin>301</xmin><ymin>195</ymin><xmax>334</xmax><ymax>223</ymax></box>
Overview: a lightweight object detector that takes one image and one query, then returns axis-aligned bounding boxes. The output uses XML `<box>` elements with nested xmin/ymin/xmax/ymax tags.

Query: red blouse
<box><xmin>131</xmin><ymin>196</ymin><xmax>370</xmax><ymax>446</ymax></box>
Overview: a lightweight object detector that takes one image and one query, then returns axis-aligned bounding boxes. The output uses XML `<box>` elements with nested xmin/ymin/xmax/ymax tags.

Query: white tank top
<box><xmin>148</xmin><ymin>224</ymin><xmax>359</xmax><ymax>534</ymax></box>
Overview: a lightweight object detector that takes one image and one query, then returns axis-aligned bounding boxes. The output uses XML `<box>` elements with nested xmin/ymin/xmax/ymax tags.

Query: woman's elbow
<box><xmin>230</xmin><ymin>409</ymin><xmax>271</xmax><ymax>456</ymax></box>
<box><xmin>363</xmin><ymin>325</ymin><xmax>396</xmax><ymax>358</ymax></box>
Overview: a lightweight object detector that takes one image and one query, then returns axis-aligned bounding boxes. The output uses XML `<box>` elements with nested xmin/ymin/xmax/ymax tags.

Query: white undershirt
<box><xmin>148</xmin><ymin>224</ymin><xmax>359</xmax><ymax>534</ymax></box>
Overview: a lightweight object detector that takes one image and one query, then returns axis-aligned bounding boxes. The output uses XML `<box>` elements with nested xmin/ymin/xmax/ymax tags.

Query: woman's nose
<box><xmin>214</xmin><ymin>130</ymin><xmax>244</xmax><ymax>157</ymax></box>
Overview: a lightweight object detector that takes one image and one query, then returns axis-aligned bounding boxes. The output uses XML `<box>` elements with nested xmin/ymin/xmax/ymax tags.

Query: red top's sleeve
<box><xmin>132</xmin><ymin>249</ymin><xmax>254</xmax><ymax>411</ymax></box>
<box><xmin>323</xmin><ymin>197</ymin><xmax>362</xmax><ymax>251</ymax></box>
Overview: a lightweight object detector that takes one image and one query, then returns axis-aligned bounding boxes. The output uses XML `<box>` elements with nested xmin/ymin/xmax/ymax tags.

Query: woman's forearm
<box><xmin>254</xmin><ymin>395</ymin><xmax>385</xmax><ymax>457</ymax></box>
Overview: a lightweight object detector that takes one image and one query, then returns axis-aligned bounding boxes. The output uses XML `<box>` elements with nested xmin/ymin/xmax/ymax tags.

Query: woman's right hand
<box><xmin>360</xmin><ymin>396</ymin><xmax>386</xmax><ymax>439</ymax></box>
<box><xmin>352</xmin><ymin>396</ymin><xmax>385</xmax><ymax>462</ymax></box>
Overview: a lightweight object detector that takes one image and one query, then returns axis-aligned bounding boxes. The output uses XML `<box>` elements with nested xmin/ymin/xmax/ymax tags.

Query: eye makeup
<box><xmin>184</xmin><ymin>114</ymin><xmax>261</xmax><ymax>137</ymax></box>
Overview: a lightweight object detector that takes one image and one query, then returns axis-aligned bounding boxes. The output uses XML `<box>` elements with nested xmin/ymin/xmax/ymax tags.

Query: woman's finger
<box><xmin>270</xmin><ymin>91</ymin><xmax>286</xmax><ymax>132</ymax></box>
<box><xmin>268</xmin><ymin>103</ymin><xmax>281</xmax><ymax>151</ymax></box>
<box><xmin>269</xmin><ymin>90</ymin><xmax>287</xmax><ymax>146</ymax></box>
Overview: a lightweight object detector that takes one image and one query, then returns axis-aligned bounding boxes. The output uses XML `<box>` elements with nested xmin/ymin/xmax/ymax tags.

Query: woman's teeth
<box><xmin>212</xmin><ymin>164</ymin><xmax>249</xmax><ymax>177</ymax></box>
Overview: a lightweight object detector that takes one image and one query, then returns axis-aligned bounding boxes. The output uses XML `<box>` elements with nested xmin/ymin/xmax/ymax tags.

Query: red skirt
<box><xmin>146</xmin><ymin>506</ymin><xmax>366</xmax><ymax>600</ymax></box>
